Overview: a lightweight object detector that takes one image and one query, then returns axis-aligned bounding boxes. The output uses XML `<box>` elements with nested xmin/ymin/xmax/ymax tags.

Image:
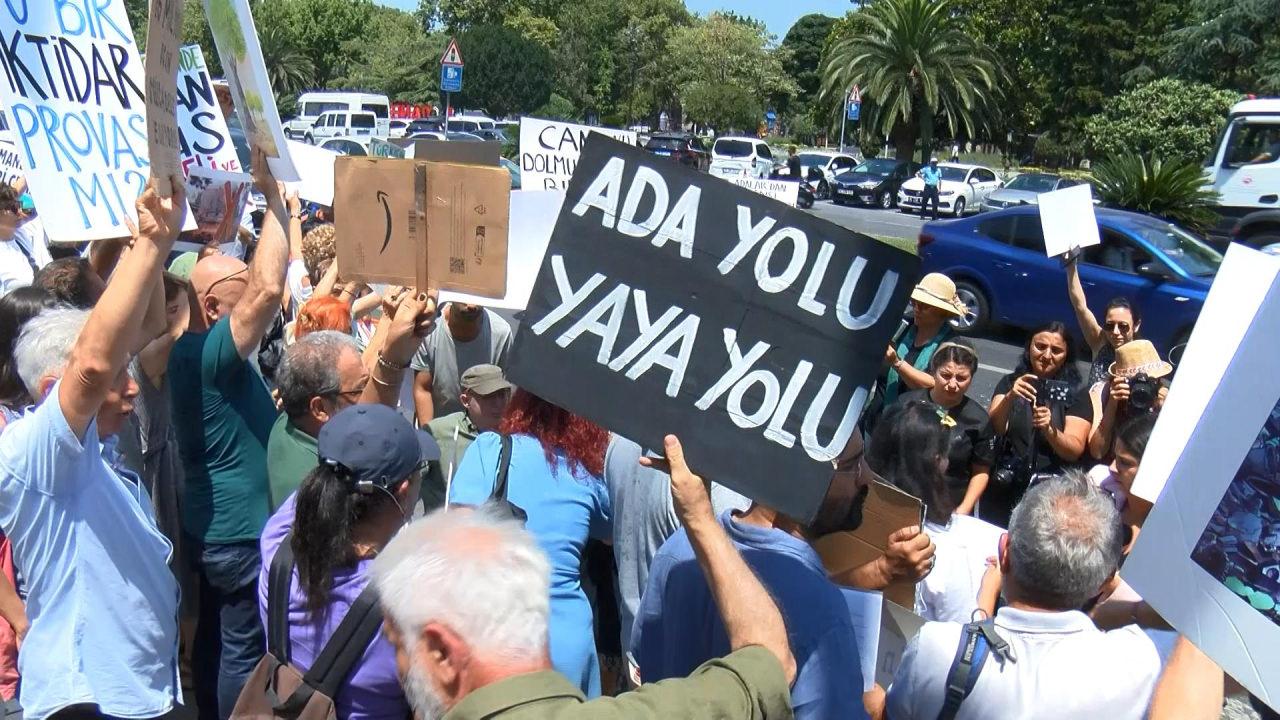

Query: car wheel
<box><xmin>799</xmin><ymin>194</ymin><xmax>814</xmax><ymax>209</ymax></box>
<box><xmin>879</xmin><ymin>191</ymin><xmax>893</xmax><ymax>209</ymax></box>
<box><xmin>304</xmin><ymin>133</ymin><xmax>314</xmax><ymax>145</ymax></box>
<box><xmin>952</xmin><ymin>197</ymin><xmax>966</xmax><ymax>217</ymax></box>
<box><xmin>952</xmin><ymin>280</ymin><xmax>989</xmax><ymax>335</ymax></box>
<box><xmin>833</xmin><ymin>196</ymin><xmax>845</xmax><ymax>206</ymax></box>
<box><xmin>899</xmin><ymin>205</ymin><xmax>913</xmax><ymax>214</ymax></box>
<box><xmin>816</xmin><ymin>180</ymin><xmax>830</xmax><ymax>201</ymax></box>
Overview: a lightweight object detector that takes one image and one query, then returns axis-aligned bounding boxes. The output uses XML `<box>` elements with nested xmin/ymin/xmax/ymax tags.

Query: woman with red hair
<box><xmin>449</xmin><ymin>389</ymin><xmax>612</xmax><ymax>697</ymax></box>
<box><xmin>293</xmin><ymin>295</ymin><xmax>352</xmax><ymax>341</ymax></box>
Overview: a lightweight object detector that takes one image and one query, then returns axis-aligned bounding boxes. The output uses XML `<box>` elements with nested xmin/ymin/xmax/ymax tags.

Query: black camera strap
<box><xmin>936</xmin><ymin>618</ymin><xmax>1014</xmax><ymax>720</ymax></box>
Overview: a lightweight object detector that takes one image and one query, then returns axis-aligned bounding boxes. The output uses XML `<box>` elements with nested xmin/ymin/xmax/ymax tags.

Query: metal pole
<box><xmin>839</xmin><ymin>106</ymin><xmax>847</xmax><ymax>153</ymax></box>
<box><xmin>445</xmin><ymin>91</ymin><xmax>451</xmax><ymax>122</ymax></box>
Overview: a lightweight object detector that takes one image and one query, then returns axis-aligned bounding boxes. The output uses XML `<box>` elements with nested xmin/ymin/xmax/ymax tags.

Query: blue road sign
<box><xmin>441</xmin><ymin>65</ymin><xmax>463</xmax><ymax>93</ymax></box>
<box><xmin>847</xmin><ymin>101</ymin><xmax>861</xmax><ymax>121</ymax></box>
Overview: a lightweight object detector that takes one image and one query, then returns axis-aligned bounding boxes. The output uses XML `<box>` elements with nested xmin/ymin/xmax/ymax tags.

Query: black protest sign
<box><xmin>506</xmin><ymin>136</ymin><xmax>920</xmax><ymax>522</ymax></box>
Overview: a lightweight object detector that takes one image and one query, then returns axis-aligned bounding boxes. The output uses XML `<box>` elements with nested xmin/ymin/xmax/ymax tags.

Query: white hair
<box><xmin>14</xmin><ymin>307</ymin><xmax>89</xmax><ymax>398</ymax></box>
<box><xmin>372</xmin><ymin>504</ymin><xmax>551</xmax><ymax>665</ymax></box>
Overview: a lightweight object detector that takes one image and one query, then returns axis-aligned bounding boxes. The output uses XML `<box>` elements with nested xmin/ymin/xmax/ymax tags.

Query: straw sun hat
<box><xmin>1108</xmin><ymin>340</ymin><xmax>1173</xmax><ymax>379</ymax></box>
<box><xmin>910</xmin><ymin>273</ymin><xmax>968</xmax><ymax>318</ymax></box>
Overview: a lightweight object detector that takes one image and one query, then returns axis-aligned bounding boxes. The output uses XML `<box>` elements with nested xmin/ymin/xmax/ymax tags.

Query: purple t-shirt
<box><xmin>258</xmin><ymin>495</ymin><xmax>408</xmax><ymax>720</ymax></box>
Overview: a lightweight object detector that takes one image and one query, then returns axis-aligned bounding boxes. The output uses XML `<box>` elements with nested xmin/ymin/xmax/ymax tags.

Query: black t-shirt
<box><xmin>992</xmin><ymin>371</ymin><xmax>1093</xmax><ymax>473</ymax></box>
<box><xmin>787</xmin><ymin>155</ymin><xmax>801</xmax><ymax>178</ymax></box>
<box><xmin>899</xmin><ymin>389</ymin><xmax>994</xmax><ymax>505</ymax></box>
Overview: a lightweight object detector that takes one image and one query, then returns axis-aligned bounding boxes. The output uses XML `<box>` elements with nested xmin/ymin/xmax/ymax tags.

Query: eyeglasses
<box><xmin>203</xmin><ymin>267</ymin><xmax>248</xmax><ymax>296</ymax></box>
<box><xmin>1104</xmin><ymin>321</ymin><xmax>1132</xmax><ymax>333</ymax></box>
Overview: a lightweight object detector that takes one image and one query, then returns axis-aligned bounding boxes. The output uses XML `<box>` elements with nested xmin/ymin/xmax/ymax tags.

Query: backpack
<box><xmin>230</xmin><ymin>536</ymin><xmax>384</xmax><ymax>720</ymax></box>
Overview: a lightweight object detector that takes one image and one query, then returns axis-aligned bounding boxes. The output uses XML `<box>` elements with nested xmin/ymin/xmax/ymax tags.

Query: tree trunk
<box><xmin>891</xmin><ymin>121</ymin><xmax>916</xmax><ymax>160</ymax></box>
<box><xmin>919</xmin><ymin>106</ymin><xmax>935</xmax><ymax>166</ymax></box>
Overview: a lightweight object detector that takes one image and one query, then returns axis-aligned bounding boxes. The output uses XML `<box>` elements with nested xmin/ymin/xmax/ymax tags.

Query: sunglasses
<box><xmin>1104</xmin><ymin>321</ymin><xmax>1131</xmax><ymax>333</ymax></box>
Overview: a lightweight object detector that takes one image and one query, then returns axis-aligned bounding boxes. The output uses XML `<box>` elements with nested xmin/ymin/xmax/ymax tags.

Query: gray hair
<box><xmin>15</xmin><ymin>307</ymin><xmax>89</xmax><ymax>397</ymax></box>
<box><xmin>276</xmin><ymin>330</ymin><xmax>360</xmax><ymax>419</ymax></box>
<box><xmin>372</xmin><ymin>504</ymin><xmax>550</xmax><ymax>664</ymax></box>
<box><xmin>1007</xmin><ymin>472</ymin><xmax>1124</xmax><ymax>610</ymax></box>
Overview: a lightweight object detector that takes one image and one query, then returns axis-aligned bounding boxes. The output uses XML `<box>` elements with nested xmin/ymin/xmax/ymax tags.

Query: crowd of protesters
<box><xmin>0</xmin><ymin>134</ymin><xmax>1269</xmax><ymax>720</ymax></box>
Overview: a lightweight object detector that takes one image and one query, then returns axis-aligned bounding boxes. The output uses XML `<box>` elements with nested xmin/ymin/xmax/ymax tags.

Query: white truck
<box><xmin>1203</xmin><ymin>98</ymin><xmax>1280</xmax><ymax>249</ymax></box>
<box><xmin>284</xmin><ymin>91</ymin><xmax>391</xmax><ymax>144</ymax></box>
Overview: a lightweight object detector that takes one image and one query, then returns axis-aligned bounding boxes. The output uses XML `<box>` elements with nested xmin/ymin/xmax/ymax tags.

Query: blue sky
<box><xmin>372</xmin><ymin>0</ymin><xmax>849</xmax><ymax>38</ymax></box>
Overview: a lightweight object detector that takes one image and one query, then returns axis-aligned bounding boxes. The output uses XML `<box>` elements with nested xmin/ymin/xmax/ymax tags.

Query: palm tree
<box><xmin>258</xmin><ymin>24</ymin><xmax>315</xmax><ymax>98</ymax></box>
<box><xmin>820</xmin><ymin>0</ymin><xmax>1003</xmax><ymax>162</ymax></box>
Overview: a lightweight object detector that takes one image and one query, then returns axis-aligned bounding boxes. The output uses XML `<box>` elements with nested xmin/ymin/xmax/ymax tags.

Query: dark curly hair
<box><xmin>868</xmin><ymin>399</ymin><xmax>955</xmax><ymax>525</ymax></box>
<box><xmin>499</xmin><ymin>389</ymin><xmax>608</xmax><ymax>478</ymax></box>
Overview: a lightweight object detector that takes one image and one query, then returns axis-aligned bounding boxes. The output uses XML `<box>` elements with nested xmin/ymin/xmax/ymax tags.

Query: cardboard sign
<box><xmin>392</xmin><ymin>138</ymin><xmax>501</xmax><ymax>166</ymax></box>
<box><xmin>729</xmin><ymin>176</ymin><xmax>800</xmax><ymax>207</ymax></box>
<box><xmin>519</xmin><ymin>117</ymin><xmax>636</xmax><ymax>190</ymax></box>
<box><xmin>0</xmin><ymin>0</ymin><xmax>152</xmax><ymax>241</ymax></box>
<box><xmin>143</xmin><ymin>0</ymin><xmax>184</xmax><ymax>195</ymax></box>
<box><xmin>334</xmin><ymin>157</ymin><xmax>509</xmax><ymax>298</ymax></box>
<box><xmin>0</xmin><ymin>141</ymin><xmax>23</xmax><ymax>186</ymax></box>
<box><xmin>877</xmin><ymin>600</ymin><xmax>926</xmax><ymax>688</ymax></box>
<box><xmin>175</xmin><ymin>45</ymin><xmax>241</xmax><ymax>173</ymax></box>
<box><xmin>1123</xmin><ymin>245</ymin><xmax>1280</xmax><ymax>711</ymax></box>
<box><xmin>505</xmin><ymin>136</ymin><xmax>920</xmax><ymax>522</ymax></box>
<box><xmin>184</xmin><ymin>167</ymin><xmax>250</xmax><ymax>247</ymax></box>
<box><xmin>813</xmin><ymin>479</ymin><xmax>926</xmax><ymax>607</ymax></box>
<box><xmin>202</xmin><ymin>0</ymin><xmax>298</xmax><ymax>181</ymax></box>
<box><xmin>439</xmin><ymin>190</ymin><xmax>563</xmax><ymax>310</ymax></box>
<box><xmin>1038</xmin><ymin>183</ymin><xmax>1100</xmax><ymax>257</ymax></box>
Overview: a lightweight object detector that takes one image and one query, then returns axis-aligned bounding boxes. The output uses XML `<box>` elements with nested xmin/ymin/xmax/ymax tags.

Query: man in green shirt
<box><xmin>425</xmin><ymin>363</ymin><xmax>512</xmax><ymax>508</ymax></box>
<box><xmin>371</xmin><ymin>435</ymin><xmax>798</xmax><ymax>719</ymax></box>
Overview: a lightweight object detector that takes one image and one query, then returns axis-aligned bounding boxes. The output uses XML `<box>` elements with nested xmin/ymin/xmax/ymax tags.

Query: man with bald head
<box><xmin>168</xmin><ymin>151</ymin><xmax>289</xmax><ymax>720</ymax></box>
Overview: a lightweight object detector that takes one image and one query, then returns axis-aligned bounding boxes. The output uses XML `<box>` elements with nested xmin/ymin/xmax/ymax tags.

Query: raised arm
<box><xmin>1066</xmin><ymin>258</ymin><xmax>1104</xmax><ymax>354</ymax></box>
<box><xmin>1148</xmin><ymin>636</ymin><xmax>1222</xmax><ymax>720</ymax></box>
<box><xmin>60</xmin><ymin>177</ymin><xmax>185</xmax><ymax>437</ymax></box>
<box><xmin>641</xmin><ymin>435</ymin><xmax>796</xmax><ymax>684</ymax></box>
<box><xmin>359</xmin><ymin>289</ymin><xmax>438</xmax><ymax>409</ymax></box>
<box><xmin>229</xmin><ymin>149</ymin><xmax>288</xmax><ymax>359</ymax></box>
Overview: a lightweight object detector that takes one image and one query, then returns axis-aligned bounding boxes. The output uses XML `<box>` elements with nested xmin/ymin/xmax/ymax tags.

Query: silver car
<box><xmin>980</xmin><ymin>173</ymin><xmax>1080</xmax><ymax>212</ymax></box>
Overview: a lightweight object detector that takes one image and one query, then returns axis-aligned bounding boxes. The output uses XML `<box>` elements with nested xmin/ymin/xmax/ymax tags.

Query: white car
<box><xmin>309</xmin><ymin>110</ymin><xmax>379</xmax><ymax>145</ymax></box>
<box><xmin>898</xmin><ymin>163</ymin><xmax>1002</xmax><ymax>216</ymax></box>
<box><xmin>709</xmin><ymin>136</ymin><xmax>775</xmax><ymax>179</ymax></box>
<box><xmin>778</xmin><ymin>151</ymin><xmax>860</xmax><ymax>200</ymax></box>
<box><xmin>388</xmin><ymin>119</ymin><xmax>409</xmax><ymax>139</ymax></box>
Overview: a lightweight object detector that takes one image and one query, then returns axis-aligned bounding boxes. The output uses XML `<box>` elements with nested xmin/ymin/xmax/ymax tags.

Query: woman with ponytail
<box><xmin>257</xmin><ymin>404</ymin><xmax>440</xmax><ymax>720</ymax></box>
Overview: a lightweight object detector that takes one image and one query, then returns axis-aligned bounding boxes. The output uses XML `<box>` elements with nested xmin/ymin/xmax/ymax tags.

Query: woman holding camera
<box><xmin>1088</xmin><ymin>340</ymin><xmax>1171</xmax><ymax>461</ymax></box>
<box><xmin>979</xmin><ymin>322</ymin><xmax>1093</xmax><ymax>527</ymax></box>
<box><xmin>896</xmin><ymin>342</ymin><xmax>993</xmax><ymax>512</ymax></box>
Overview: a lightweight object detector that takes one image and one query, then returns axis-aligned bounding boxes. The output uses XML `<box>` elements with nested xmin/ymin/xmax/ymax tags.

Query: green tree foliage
<box><xmin>1085</xmin><ymin>79</ymin><xmax>1241</xmax><ymax>164</ymax></box>
<box><xmin>257</xmin><ymin>24</ymin><xmax>315</xmax><ymax>116</ymax></box>
<box><xmin>779</xmin><ymin>14</ymin><xmax>837</xmax><ymax>117</ymax></box>
<box><xmin>252</xmin><ymin>0</ymin><xmax>373</xmax><ymax>88</ymax></box>
<box><xmin>949</xmin><ymin>0</ymin><xmax>1050</xmax><ymax>142</ymax></box>
<box><xmin>668</xmin><ymin>13</ymin><xmax>796</xmax><ymax>133</ymax></box>
<box><xmin>455</xmin><ymin>25</ymin><xmax>553</xmax><ymax>117</ymax></box>
<box><xmin>337</xmin><ymin>7</ymin><xmax>445</xmax><ymax>102</ymax></box>
<box><xmin>1164</xmin><ymin>0</ymin><xmax>1280</xmax><ymax>94</ymax></box>
<box><xmin>821</xmin><ymin>0</ymin><xmax>1003</xmax><ymax>162</ymax></box>
<box><xmin>1092</xmin><ymin>154</ymin><xmax>1222</xmax><ymax>231</ymax></box>
<box><xmin>532</xmin><ymin>93</ymin><xmax>578</xmax><ymax>122</ymax></box>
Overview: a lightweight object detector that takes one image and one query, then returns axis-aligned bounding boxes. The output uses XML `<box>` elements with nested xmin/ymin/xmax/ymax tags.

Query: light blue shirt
<box><xmin>921</xmin><ymin>165</ymin><xmax>943</xmax><ymax>186</ymax></box>
<box><xmin>0</xmin><ymin>384</ymin><xmax>180</xmax><ymax>720</ymax></box>
<box><xmin>632</xmin><ymin>511</ymin><xmax>868</xmax><ymax>720</ymax></box>
<box><xmin>449</xmin><ymin>432</ymin><xmax>612</xmax><ymax>697</ymax></box>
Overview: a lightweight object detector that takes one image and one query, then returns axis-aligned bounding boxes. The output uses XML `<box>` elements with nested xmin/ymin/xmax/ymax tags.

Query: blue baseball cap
<box><xmin>318</xmin><ymin>405</ymin><xmax>440</xmax><ymax>491</ymax></box>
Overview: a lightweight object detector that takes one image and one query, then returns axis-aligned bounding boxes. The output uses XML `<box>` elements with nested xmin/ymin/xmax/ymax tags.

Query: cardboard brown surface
<box><xmin>813</xmin><ymin>480</ymin><xmax>925</xmax><ymax>608</ymax></box>
<box><xmin>334</xmin><ymin>157</ymin><xmax>425</xmax><ymax>288</ymax></box>
<box><xmin>424</xmin><ymin>163</ymin><xmax>510</xmax><ymax>298</ymax></box>
<box><xmin>143</xmin><ymin>0</ymin><xmax>184</xmax><ymax>196</ymax></box>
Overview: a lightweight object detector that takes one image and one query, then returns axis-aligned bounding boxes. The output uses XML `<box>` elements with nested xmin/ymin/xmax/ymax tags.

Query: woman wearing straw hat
<box><xmin>878</xmin><ymin>273</ymin><xmax>968</xmax><ymax>413</ymax></box>
<box><xmin>1087</xmin><ymin>339</ymin><xmax>1170</xmax><ymax>460</ymax></box>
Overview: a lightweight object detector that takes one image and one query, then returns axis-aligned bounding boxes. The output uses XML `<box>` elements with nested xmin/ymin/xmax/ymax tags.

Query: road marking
<box><xmin>979</xmin><ymin>363</ymin><xmax>1014</xmax><ymax>375</ymax></box>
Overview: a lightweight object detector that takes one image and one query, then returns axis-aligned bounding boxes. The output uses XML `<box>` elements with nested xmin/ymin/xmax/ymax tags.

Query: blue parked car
<box><xmin>918</xmin><ymin>206</ymin><xmax>1223</xmax><ymax>353</ymax></box>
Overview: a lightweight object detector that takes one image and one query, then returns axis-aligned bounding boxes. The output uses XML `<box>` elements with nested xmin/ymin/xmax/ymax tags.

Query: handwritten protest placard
<box><xmin>175</xmin><ymin>45</ymin><xmax>240</xmax><ymax>173</ymax></box>
<box><xmin>519</xmin><ymin>117</ymin><xmax>635</xmax><ymax>190</ymax></box>
<box><xmin>729</xmin><ymin>176</ymin><xmax>800</xmax><ymax>207</ymax></box>
<box><xmin>506</xmin><ymin>136</ymin><xmax>920</xmax><ymax>522</ymax></box>
<box><xmin>0</xmin><ymin>0</ymin><xmax>154</xmax><ymax>241</ymax></box>
<box><xmin>144</xmin><ymin>0</ymin><xmax>184</xmax><ymax>195</ymax></box>
<box><xmin>0</xmin><ymin>140</ymin><xmax>23</xmax><ymax>186</ymax></box>
<box><xmin>203</xmin><ymin>0</ymin><xmax>298</xmax><ymax>181</ymax></box>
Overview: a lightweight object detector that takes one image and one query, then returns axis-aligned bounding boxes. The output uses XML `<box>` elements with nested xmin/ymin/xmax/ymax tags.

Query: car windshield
<box><xmin>1130</xmin><ymin>219</ymin><xmax>1223</xmax><ymax>276</ymax></box>
<box><xmin>646</xmin><ymin>137</ymin><xmax>687</xmax><ymax>150</ymax></box>
<box><xmin>853</xmin><ymin>159</ymin><xmax>897</xmax><ymax>176</ymax></box>
<box><xmin>796</xmin><ymin>154</ymin><xmax>829</xmax><ymax>168</ymax></box>
<box><xmin>351</xmin><ymin>115</ymin><xmax>376</xmax><ymax>129</ymax></box>
<box><xmin>1005</xmin><ymin>174</ymin><xmax>1060</xmax><ymax>192</ymax></box>
<box><xmin>938</xmin><ymin>166</ymin><xmax>968</xmax><ymax>182</ymax></box>
<box><xmin>714</xmin><ymin>139</ymin><xmax>754</xmax><ymax>157</ymax></box>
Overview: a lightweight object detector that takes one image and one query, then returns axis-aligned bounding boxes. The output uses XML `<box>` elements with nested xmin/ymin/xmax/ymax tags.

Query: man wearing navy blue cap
<box><xmin>319</xmin><ymin>404</ymin><xmax>442</xmax><ymax>489</ymax></box>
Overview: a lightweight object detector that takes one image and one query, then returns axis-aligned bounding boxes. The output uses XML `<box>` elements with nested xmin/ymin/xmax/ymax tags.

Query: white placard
<box><xmin>438</xmin><ymin>190</ymin><xmax>563</xmax><ymax>310</ymax></box>
<box><xmin>1122</xmin><ymin>244</ymin><xmax>1280</xmax><ymax>711</ymax></box>
<box><xmin>0</xmin><ymin>141</ymin><xmax>23</xmax><ymax>186</ymax></box>
<box><xmin>175</xmin><ymin>45</ymin><xmax>241</xmax><ymax>174</ymax></box>
<box><xmin>283</xmin><ymin>140</ymin><xmax>337</xmax><ymax>206</ymax></box>
<box><xmin>203</xmin><ymin>0</ymin><xmax>298</xmax><ymax>181</ymax></box>
<box><xmin>1038</xmin><ymin>183</ymin><xmax>1100</xmax><ymax>257</ymax></box>
<box><xmin>728</xmin><ymin>176</ymin><xmax>800</xmax><ymax>207</ymax></box>
<box><xmin>518</xmin><ymin>117</ymin><xmax>636</xmax><ymax>191</ymax></box>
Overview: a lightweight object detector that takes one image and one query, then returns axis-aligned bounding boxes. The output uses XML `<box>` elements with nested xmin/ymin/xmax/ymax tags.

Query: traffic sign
<box><xmin>441</xmin><ymin>64</ymin><xmax>463</xmax><ymax>93</ymax></box>
<box><xmin>441</xmin><ymin>38</ymin><xmax>464</xmax><ymax>67</ymax></box>
<box><xmin>849</xmin><ymin>84</ymin><xmax>861</xmax><ymax>104</ymax></box>
<box><xmin>847</xmin><ymin>101</ymin><xmax>861</xmax><ymax>121</ymax></box>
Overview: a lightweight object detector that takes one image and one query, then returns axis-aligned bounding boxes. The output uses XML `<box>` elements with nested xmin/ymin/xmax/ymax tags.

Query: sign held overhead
<box><xmin>519</xmin><ymin>117</ymin><xmax>637</xmax><ymax>191</ymax></box>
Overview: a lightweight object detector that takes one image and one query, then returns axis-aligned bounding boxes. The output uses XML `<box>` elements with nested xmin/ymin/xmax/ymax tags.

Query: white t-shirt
<box><xmin>918</xmin><ymin>514</ymin><xmax>1005</xmax><ymax>623</ymax></box>
<box><xmin>0</xmin><ymin>217</ymin><xmax>53</xmax><ymax>297</ymax></box>
<box><xmin>285</xmin><ymin>259</ymin><xmax>312</xmax><ymax>319</ymax></box>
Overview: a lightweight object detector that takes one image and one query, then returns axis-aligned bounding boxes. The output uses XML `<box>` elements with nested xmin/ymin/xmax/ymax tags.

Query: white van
<box><xmin>286</xmin><ymin>92</ymin><xmax>390</xmax><ymax>141</ymax></box>
<box><xmin>1203</xmin><ymin>98</ymin><xmax>1280</xmax><ymax>249</ymax></box>
<box><xmin>709</xmin><ymin>136</ymin><xmax>774</xmax><ymax>179</ymax></box>
<box><xmin>309</xmin><ymin>111</ymin><xmax>378</xmax><ymax>144</ymax></box>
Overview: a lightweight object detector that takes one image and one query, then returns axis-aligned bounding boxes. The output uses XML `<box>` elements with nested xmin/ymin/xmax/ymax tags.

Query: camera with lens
<box><xmin>991</xmin><ymin>441</ymin><xmax>1033</xmax><ymax>488</ymax></box>
<box><xmin>1127</xmin><ymin>372</ymin><xmax>1159</xmax><ymax>414</ymax></box>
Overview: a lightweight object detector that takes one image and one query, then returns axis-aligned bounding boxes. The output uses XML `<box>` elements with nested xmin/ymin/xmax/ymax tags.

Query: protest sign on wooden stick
<box><xmin>144</xmin><ymin>0</ymin><xmax>184</xmax><ymax>195</ymax></box>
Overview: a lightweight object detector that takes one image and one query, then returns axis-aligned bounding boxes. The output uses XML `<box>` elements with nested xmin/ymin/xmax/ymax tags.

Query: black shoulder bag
<box><xmin>489</xmin><ymin>434</ymin><xmax>529</xmax><ymax>524</ymax></box>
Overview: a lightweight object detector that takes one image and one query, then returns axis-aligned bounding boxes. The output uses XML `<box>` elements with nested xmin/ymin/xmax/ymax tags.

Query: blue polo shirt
<box><xmin>921</xmin><ymin>165</ymin><xmax>942</xmax><ymax>186</ymax></box>
<box><xmin>632</xmin><ymin>511</ymin><xmax>867</xmax><ymax>720</ymax></box>
<box><xmin>0</xmin><ymin>383</ymin><xmax>180</xmax><ymax>720</ymax></box>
